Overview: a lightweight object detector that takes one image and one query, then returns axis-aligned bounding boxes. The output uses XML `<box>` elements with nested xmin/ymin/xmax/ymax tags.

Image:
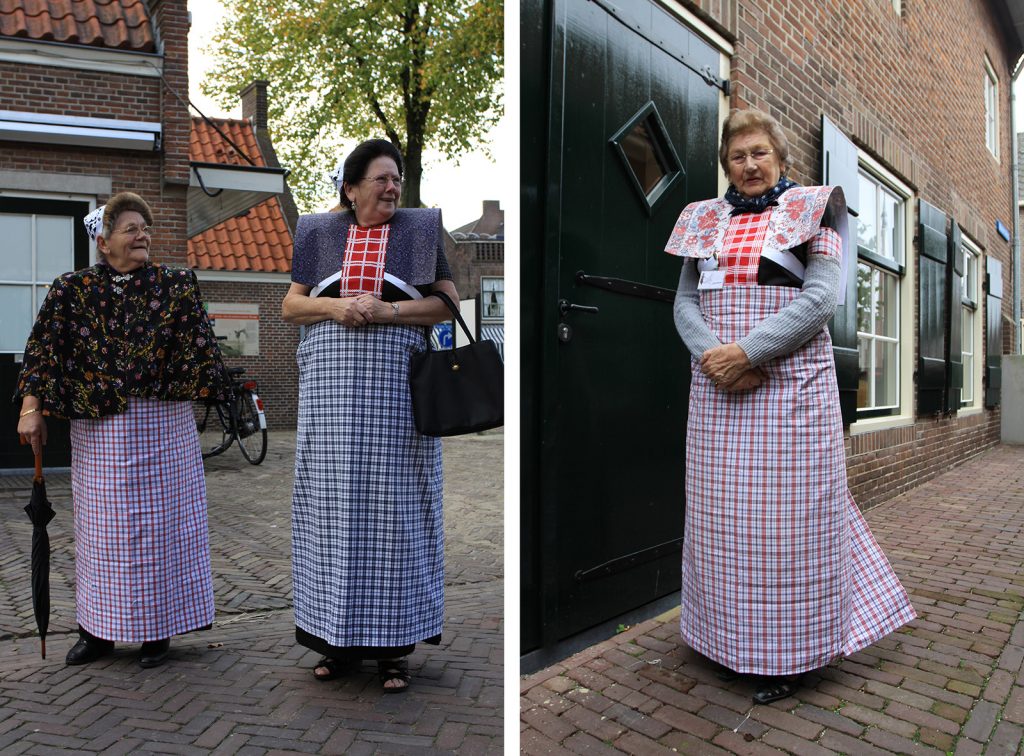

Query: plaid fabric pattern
<box><xmin>292</xmin><ymin>320</ymin><xmax>444</xmax><ymax>647</ymax></box>
<box><xmin>812</xmin><ymin>226</ymin><xmax>843</xmax><ymax>258</ymax></box>
<box><xmin>70</xmin><ymin>399</ymin><xmax>214</xmax><ymax>642</ymax></box>
<box><xmin>339</xmin><ymin>224</ymin><xmax>389</xmax><ymax>297</ymax></box>
<box><xmin>680</xmin><ymin>286</ymin><xmax>916</xmax><ymax>675</ymax></box>
<box><xmin>720</xmin><ymin>211</ymin><xmax>771</xmax><ymax>285</ymax></box>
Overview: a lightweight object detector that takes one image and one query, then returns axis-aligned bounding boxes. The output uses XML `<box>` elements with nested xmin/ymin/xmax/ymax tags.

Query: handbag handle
<box><xmin>428</xmin><ymin>291</ymin><xmax>475</xmax><ymax>348</ymax></box>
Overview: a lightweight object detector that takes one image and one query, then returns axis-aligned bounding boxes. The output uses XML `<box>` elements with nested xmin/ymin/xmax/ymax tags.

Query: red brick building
<box><xmin>188</xmin><ymin>82</ymin><xmax>298</xmax><ymax>431</ymax></box>
<box><xmin>0</xmin><ymin>1</ymin><xmax>289</xmax><ymax>466</ymax></box>
<box><xmin>522</xmin><ymin>0</ymin><xmax>1024</xmax><ymax>658</ymax></box>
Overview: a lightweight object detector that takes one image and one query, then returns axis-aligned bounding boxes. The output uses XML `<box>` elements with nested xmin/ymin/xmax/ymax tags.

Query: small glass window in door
<box><xmin>609</xmin><ymin>101</ymin><xmax>683</xmax><ymax>214</ymax></box>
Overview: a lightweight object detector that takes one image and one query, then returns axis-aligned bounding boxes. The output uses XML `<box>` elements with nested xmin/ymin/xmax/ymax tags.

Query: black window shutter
<box><xmin>945</xmin><ymin>222</ymin><xmax>963</xmax><ymax>412</ymax></box>
<box><xmin>821</xmin><ymin>115</ymin><xmax>860</xmax><ymax>426</ymax></box>
<box><xmin>918</xmin><ymin>200</ymin><xmax>948</xmax><ymax>416</ymax></box>
<box><xmin>985</xmin><ymin>256</ymin><xmax>1003</xmax><ymax>408</ymax></box>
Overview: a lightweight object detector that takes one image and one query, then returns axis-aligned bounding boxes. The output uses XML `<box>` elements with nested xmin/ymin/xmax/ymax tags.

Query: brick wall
<box><xmin>196</xmin><ymin>279</ymin><xmax>300</xmax><ymax>430</ymax></box>
<box><xmin>684</xmin><ymin>0</ymin><xmax>1017</xmax><ymax>507</ymax></box>
<box><xmin>448</xmin><ymin>241</ymin><xmax>505</xmax><ymax>301</ymax></box>
<box><xmin>0</xmin><ymin>0</ymin><xmax>191</xmax><ymax>265</ymax></box>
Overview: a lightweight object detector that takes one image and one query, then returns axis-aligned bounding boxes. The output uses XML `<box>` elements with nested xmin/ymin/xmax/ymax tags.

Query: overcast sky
<box><xmin>187</xmin><ymin>2</ymin><xmax>511</xmax><ymax>230</ymax></box>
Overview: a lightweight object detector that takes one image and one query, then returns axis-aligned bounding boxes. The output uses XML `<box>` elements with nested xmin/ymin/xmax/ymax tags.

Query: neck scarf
<box><xmin>725</xmin><ymin>176</ymin><xmax>799</xmax><ymax>215</ymax></box>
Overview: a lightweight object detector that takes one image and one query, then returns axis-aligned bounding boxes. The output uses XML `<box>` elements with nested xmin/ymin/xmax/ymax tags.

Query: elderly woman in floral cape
<box><xmin>15</xmin><ymin>192</ymin><xmax>231</xmax><ymax>669</ymax></box>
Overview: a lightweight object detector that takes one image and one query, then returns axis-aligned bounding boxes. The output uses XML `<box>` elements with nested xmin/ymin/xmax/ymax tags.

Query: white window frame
<box><xmin>851</xmin><ymin>153</ymin><xmax>915</xmax><ymax>434</ymax></box>
<box><xmin>0</xmin><ymin>190</ymin><xmax>97</xmax><ymax>357</ymax></box>
<box><xmin>960</xmin><ymin>235</ymin><xmax>983</xmax><ymax>410</ymax></box>
<box><xmin>480</xmin><ymin>275</ymin><xmax>505</xmax><ymax>322</ymax></box>
<box><xmin>984</xmin><ymin>56</ymin><xmax>999</xmax><ymax>159</ymax></box>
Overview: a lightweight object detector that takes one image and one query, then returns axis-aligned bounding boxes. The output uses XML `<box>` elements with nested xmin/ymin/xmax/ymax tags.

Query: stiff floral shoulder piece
<box><xmin>83</xmin><ymin>206</ymin><xmax>105</xmax><ymax>242</ymax></box>
<box><xmin>664</xmin><ymin>198</ymin><xmax>732</xmax><ymax>259</ymax></box>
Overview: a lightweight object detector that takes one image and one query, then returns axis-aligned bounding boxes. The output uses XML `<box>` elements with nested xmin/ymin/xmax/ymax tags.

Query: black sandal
<box><xmin>378</xmin><ymin>658</ymin><xmax>410</xmax><ymax>694</ymax></box>
<box><xmin>752</xmin><ymin>675</ymin><xmax>800</xmax><ymax>704</ymax></box>
<box><xmin>312</xmin><ymin>656</ymin><xmax>359</xmax><ymax>681</ymax></box>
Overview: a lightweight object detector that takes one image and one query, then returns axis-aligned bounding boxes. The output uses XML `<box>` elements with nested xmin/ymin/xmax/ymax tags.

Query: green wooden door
<box><xmin>531</xmin><ymin>0</ymin><xmax>721</xmax><ymax>647</ymax></box>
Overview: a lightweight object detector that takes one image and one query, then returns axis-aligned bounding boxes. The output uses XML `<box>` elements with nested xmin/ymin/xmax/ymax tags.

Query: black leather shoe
<box><xmin>139</xmin><ymin>639</ymin><xmax>170</xmax><ymax>668</ymax></box>
<box><xmin>65</xmin><ymin>635</ymin><xmax>114</xmax><ymax>666</ymax></box>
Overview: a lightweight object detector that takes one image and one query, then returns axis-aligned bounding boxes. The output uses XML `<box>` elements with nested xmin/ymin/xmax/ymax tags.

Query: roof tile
<box><xmin>188</xmin><ymin>116</ymin><xmax>293</xmax><ymax>274</ymax></box>
<box><xmin>0</xmin><ymin>0</ymin><xmax>155</xmax><ymax>52</ymax></box>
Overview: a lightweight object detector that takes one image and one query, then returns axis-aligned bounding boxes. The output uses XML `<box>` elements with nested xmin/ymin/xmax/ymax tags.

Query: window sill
<box><xmin>957</xmin><ymin>406</ymin><xmax>984</xmax><ymax>417</ymax></box>
<box><xmin>849</xmin><ymin>413</ymin><xmax>915</xmax><ymax>436</ymax></box>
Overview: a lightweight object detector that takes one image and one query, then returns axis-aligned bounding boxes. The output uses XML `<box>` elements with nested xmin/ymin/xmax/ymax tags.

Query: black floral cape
<box><xmin>14</xmin><ymin>262</ymin><xmax>232</xmax><ymax>419</ymax></box>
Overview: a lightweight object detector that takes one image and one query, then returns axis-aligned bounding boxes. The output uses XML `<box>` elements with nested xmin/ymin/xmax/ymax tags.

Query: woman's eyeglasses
<box><xmin>728</xmin><ymin>149</ymin><xmax>775</xmax><ymax>166</ymax></box>
<box><xmin>113</xmin><ymin>224</ymin><xmax>153</xmax><ymax>237</ymax></box>
<box><xmin>362</xmin><ymin>174</ymin><xmax>403</xmax><ymax>189</ymax></box>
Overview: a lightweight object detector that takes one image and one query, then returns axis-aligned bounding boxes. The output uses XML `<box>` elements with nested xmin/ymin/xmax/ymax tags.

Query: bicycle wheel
<box><xmin>196</xmin><ymin>401</ymin><xmax>234</xmax><ymax>458</ymax></box>
<box><xmin>236</xmin><ymin>392</ymin><xmax>267</xmax><ymax>465</ymax></box>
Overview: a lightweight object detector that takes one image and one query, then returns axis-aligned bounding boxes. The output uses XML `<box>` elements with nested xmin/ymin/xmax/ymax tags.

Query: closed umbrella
<box><xmin>24</xmin><ymin>451</ymin><xmax>54</xmax><ymax>659</ymax></box>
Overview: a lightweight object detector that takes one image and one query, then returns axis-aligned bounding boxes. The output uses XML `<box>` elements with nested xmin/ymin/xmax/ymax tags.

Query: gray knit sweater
<box><xmin>672</xmin><ymin>244</ymin><xmax>841</xmax><ymax>366</ymax></box>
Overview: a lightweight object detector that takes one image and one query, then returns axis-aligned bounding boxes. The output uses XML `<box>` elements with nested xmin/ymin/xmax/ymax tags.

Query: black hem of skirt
<box><xmin>295</xmin><ymin>626</ymin><xmax>441</xmax><ymax>661</ymax></box>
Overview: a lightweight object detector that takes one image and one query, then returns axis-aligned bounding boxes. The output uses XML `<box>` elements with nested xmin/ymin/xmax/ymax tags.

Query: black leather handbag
<box><xmin>409</xmin><ymin>291</ymin><xmax>504</xmax><ymax>437</ymax></box>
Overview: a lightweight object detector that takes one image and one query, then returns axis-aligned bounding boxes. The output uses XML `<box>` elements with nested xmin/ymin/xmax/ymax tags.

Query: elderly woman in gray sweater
<box><xmin>664</xmin><ymin>108</ymin><xmax>916</xmax><ymax>704</ymax></box>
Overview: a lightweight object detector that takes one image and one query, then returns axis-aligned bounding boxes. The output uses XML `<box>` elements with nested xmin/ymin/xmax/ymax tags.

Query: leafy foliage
<box><xmin>202</xmin><ymin>0</ymin><xmax>504</xmax><ymax>211</ymax></box>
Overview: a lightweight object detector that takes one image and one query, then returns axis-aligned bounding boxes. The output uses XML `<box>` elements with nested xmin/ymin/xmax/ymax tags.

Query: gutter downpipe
<box><xmin>1013</xmin><ymin>55</ymin><xmax>1023</xmax><ymax>354</ymax></box>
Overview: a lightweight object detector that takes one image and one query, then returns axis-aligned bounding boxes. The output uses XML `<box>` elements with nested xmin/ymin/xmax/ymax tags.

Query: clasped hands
<box><xmin>699</xmin><ymin>342</ymin><xmax>765</xmax><ymax>392</ymax></box>
<box><xmin>329</xmin><ymin>294</ymin><xmax>392</xmax><ymax>327</ymax></box>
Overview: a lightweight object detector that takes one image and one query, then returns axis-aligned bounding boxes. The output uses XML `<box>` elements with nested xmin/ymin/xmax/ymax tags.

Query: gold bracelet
<box><xmin>19</xmin><ymin>407</ymin><xmax>40</xmax><ymax>418</ymax></box>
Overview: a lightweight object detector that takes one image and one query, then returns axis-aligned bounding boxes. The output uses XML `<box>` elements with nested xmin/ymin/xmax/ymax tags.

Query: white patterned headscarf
<box><xmin>83</xmin><ymin>205</ymin><xmax>106</xmax><ymax>241</ymax></box>
<box><xmin>328</xmin><ymin>163</ymin><xmax>344</xmax><ymax>192</ymax></box>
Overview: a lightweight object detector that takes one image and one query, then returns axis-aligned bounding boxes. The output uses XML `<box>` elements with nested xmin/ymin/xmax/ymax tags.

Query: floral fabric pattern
<box><xmin>665</xmin><ymin>186</ymin><xmax>841</xmax><ymax>260</ymax></box>
<box><xmin>14</xmin><ymin>262</ymin><xmax>232</xmax><ymax>419</ymax></box>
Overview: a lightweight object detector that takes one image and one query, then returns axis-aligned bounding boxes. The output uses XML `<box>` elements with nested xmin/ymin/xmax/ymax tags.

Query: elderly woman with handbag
<box><xmin>667</xmin><ymin>109</ymin><xmax>916</xmax><ymax>703</ymax></box>
<box><xmin>15</xmin><ymin>192</ymin><xmax>231</xmax><ymax>669</ymax></box>
<box><xmin>282</xmin><ymin>139</ymin><xmax>458</xmax><ymax>692</ymax></box>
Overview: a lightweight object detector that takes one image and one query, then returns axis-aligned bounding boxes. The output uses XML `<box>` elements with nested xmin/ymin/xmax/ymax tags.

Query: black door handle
<box><xmin>558</xmin><ymin>299</ymin><xmax>599</xmax><ymax>316</ymax></box>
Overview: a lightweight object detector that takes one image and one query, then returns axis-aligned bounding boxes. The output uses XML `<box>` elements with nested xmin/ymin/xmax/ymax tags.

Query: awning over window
<box><xmin>188</xmin><ymin>161</ymin><xmax>288</xmax><ymax>237</ymax></box>
<box><xmin>0</xmin><ymin>110</ymin><xmax>160</xmax><ymax>151</ymax></box>
<box><xmin>481</xmin><ymin>323</ymin><xmax>505</xmax><ymax>361</ymax></box>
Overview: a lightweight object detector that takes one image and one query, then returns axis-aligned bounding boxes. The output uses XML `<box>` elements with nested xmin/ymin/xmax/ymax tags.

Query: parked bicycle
<box><xmin>195</xmin><ymin>366</ymin><xmax>268</xmax><ymax>464</ymax></box>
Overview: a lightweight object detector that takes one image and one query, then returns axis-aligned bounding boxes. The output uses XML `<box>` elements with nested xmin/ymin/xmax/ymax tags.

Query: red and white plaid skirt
<box><xmin>680</xmin><ymin>286</ymin><xmax>916</xmax><ymax>675</ymax></box>
<box><xmin>70</xmin><ymin>399</ymin><xmax>214</xmax><ymax>642</ymax></box>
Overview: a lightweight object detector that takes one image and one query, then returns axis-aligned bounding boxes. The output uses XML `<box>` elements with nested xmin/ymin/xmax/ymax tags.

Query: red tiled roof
<box><xmin>0</xmin><ymin>0</ymin><xmax>155</xmax><ymax>53</ymax></box>
<box><xmin>188</xmin><ymin>116</ymin><xmax>292</xmax><ymax>274</ymax></box>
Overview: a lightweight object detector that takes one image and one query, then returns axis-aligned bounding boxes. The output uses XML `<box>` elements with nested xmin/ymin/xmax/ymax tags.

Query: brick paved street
<box><xmin>521</xmin><ymin>444</ymin><xmax>1024</xmax><ymax>755</ymax></box>
<box><xmin>0</xmin><ymin>429</ymin><xmax>503</xmax><ymax>754</ymax></box>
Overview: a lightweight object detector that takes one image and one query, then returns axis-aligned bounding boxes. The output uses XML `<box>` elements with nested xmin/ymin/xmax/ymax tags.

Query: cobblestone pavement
<box><xmin>0</xmin><ymin>429</ymin><xmax>503</xmax><ymax>754</ymax></box>
<box><xmin>522</xmin><ymin>444</ymin><xmax>1024</xmax><ymax>755</ymax></box>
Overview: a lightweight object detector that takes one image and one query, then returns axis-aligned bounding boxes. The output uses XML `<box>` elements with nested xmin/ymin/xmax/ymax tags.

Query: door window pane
<box><xmin>0</xmin><ymin>286</ymin><xmax>32</xmax><ymax>352</ymax></box>
<box><xmin>36</xmin><ymin>215</ymin><xmax>74</xmax><ymax>281</ymax></box>
<box><xmin>0</xmin><ymin>214</ymin><xmax>33</xmax><ymax>281</ymax></box>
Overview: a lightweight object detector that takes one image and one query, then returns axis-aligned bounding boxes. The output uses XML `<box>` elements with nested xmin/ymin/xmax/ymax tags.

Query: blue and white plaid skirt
<box><xmin>70</xmin><ymin>399</ymin><xmax>214</xmax><ymax>642</ymax></box>
<box><xmin>292</xmin><ymin>320</ymin><xmax>444</xmax><ymax>647</ymax></box>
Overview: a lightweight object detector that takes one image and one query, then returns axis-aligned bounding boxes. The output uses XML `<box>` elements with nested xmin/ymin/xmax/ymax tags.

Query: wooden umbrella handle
<box><xmin>34</xmin><ymin>452</ymin><xmax>42</xmax><ymax>482</ymax></box>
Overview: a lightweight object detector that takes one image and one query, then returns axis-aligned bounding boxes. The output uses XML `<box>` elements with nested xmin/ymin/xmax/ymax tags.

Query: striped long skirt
<box><xmin>70</xmin><ymin>398</ymin><xmax>214</xmax><ymax>642</ymax></box>
<box><xmin>292</xmin><ymin>320</ymin><xmax>444</xmax><ymax>649</ymax></box>
<box><xmin>680</xmin><ymin>286</ymin><xmax>916</xmax><ymax>675</ymax></box>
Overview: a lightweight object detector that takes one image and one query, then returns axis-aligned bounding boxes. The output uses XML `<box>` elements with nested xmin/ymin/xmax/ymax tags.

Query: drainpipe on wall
<box><xmin>1013</xmin><ymin>57</ymin><xmax>1023</xmax><ymax>354</ymax></box>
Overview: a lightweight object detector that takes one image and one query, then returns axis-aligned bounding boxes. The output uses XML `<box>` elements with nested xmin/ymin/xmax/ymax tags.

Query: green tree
<box><xmin>203</xmin><ymin>0</ymin><xmax>503</xmax><ymax>212</ymax></box>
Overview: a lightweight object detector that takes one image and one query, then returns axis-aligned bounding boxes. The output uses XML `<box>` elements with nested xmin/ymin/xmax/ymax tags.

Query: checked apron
<box><xmin>680</xmin><ymin>286</ymin><xmax>916</xmax><ymax>675</ymax></box>
<box><xmin>292</xmin><ymin>320</ymin><xmax>444</xmax><ymax>649</ymax></box>
<box><xmin>70</xmin><ymin>398</ymin><xmax>214</xmax><ymax>642</ymax></box>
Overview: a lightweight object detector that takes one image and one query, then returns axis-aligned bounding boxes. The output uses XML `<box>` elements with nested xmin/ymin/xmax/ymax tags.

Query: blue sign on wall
<box><xmin>432</xmin><ymin>322</ymin><xmax>453</xmax><ymax>350</ymax></box>
<box><xmin>996</xmin><ymin>219</ymin><xmax>1011</xmax><ymax>242</ymax></box>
